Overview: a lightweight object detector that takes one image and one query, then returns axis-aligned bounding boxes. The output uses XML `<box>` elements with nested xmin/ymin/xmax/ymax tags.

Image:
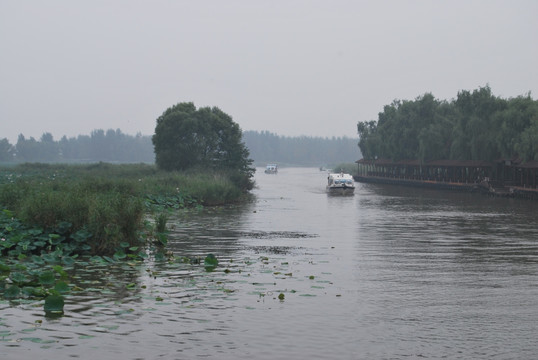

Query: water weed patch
<box><xmin>0</xmin><ymin>163</ymin><xmax>252</xmax><ymax>313</ymax></box>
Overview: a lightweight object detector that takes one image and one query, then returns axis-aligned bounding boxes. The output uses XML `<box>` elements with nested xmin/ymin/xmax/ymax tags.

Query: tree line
<box><xmin>0</xmin><ymin>129</ymin><xmax>154</xmax><ymax>163</ymax></box>
<box><xmin>242</xmin><ymin>131</ymin><xmax>361</xmax><ymax>166</ymax></box>
<box><xmin>0</xmin><ymin>128</ymin><xmax>361</xmax><ymax>166</ymax></box>
<box><xmin>357</xmin><ymin>86</ymin><xmax>538</xmax><ymax>163</ymax></box>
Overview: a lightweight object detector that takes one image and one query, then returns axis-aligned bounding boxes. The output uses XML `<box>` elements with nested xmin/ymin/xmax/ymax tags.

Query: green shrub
<box><xmin>19</xmin><ymin>190</ymin><xmax>70</xmax><ymax>229</ymax></box>
<box><xmin>87</xmin><ymin>192</ymin><xmax>143</xmax><ymax>255</ymax></box>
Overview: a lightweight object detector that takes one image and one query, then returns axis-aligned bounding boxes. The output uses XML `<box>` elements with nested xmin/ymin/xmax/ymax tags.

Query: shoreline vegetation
<box><xmin>1</xmin><ymin>102</ymin><xmax>257</xmax><ymax>314</ymax></box>
<box><xmin>0</xmin><ymin>130</ymin><xmax>360</xmax><ymax>167</ymax></box>
<box><xmin>0</xmin><ymin>162</ymin><xmax>251</xmax><ymax>312</ymax></box>
<box><xmin>1</xmin><ymin>163</ymin><xmax>250</xmax><ymax>254</ymax></box>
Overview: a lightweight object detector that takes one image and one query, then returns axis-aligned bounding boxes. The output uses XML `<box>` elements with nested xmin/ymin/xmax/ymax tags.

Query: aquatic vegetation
<box><xmin>0</xmin><ymin>164</ymin><xmax>335</xmax><ymax>323</ymax></box>
<box><xmin>204</xmin><ymin>254</ymin><xmax>219</xmax><ymax>271</ymax></box>
<box><xmin>44</xmin><ymin>294</ymin><xmax>64</xmax><ymax>315</ymax></box>
<box><xmin>0</xmin><ymin>244</ymin><xmax>335</xmax><ymax>347</ymax></box>
<box><xmin>0</xmin><ymin>163</ymin><xmax>250</xmax><ymax>258</ymax></box>
<box><xmin>1</xmin><ymin>257</ymin><xmax>70</xmax><ymax>314</ymax></box>
<box><xmin>154</xmin><ymin>212</ymin><xmax>168</xmax><ymax>234</ymax></box>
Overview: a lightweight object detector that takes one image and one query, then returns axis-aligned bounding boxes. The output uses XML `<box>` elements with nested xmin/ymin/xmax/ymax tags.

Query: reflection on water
<box><xmin>2</xmin><ymin>167</ymin><xmax>538</xmax><ymax>359</ymax></box>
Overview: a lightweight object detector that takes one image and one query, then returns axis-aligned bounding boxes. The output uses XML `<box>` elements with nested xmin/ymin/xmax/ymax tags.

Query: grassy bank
<box><xmin>0</xmin><ymin>163</ymin><xmax>250</xmax><ymax>257</ymax></box>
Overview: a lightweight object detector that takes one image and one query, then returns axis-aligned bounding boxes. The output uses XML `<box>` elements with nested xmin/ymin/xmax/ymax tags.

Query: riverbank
<box><xmin>354</xmin><ymin>174</ymin><xmax>538</xmax><ymax>200</ymax></box>
<box><xmin>355</xmin><ymin>158</ymin><xmax>538</xmax><ymax>200</ymax></box>
<box><xmin>0</xmin><ymin>162</ymin><xmax>251</xmax><ymax>256</ymax></box>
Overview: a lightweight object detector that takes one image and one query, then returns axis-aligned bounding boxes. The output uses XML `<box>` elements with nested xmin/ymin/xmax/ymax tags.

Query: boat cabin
<box><xmin>265</xmin><ymin>164</ymin><xmax>278</xmax><ymax>174</ymax></box>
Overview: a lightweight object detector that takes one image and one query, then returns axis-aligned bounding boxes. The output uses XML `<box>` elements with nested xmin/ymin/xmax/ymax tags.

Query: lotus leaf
<box><xmin>54</xmin><ymin>281</ymin><xmax>70</xmax><ymax>293</ymax></box>
<box><xmin>44</xmin><ymin>294</ymin><xmax>64</xmax><ymax>314</ymax></box>
<box><xmin>52</xmin><ymin>265</ymin><xmax>68</xmax><ymax>278</ymax></box>
<box><xmin>4</xmin><ymin>285</ymin><xmax>20</xmax><ymax>298</ymax></box>
<box><xmin>39</xmin><ymin>271</ymin><xmax>56</xmax><ymax>286</ymax></box>
<box><xmin>204</xmin><ymin>254</ymin><xmax>218</xmax><ymax>270</ymax></box>
<box><xmin>10</xmin><ymin>272</ymin><xmax>28</xmax><ymax>284</ymax></box>
<box><xmin>0</xmin><ymin>262</ymin><xmax>10</xmax><ymax>273</ymax></box>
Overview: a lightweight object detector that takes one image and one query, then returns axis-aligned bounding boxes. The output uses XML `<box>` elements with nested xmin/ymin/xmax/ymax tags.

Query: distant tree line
<box><xmin>0</xmin><ymin>129</ymin><xmax>154</xmax><ymax>163</ymax></box>
<box><xmin>357</xmin><ymin>86</ymin><xmax>538</xmax><ymax>163</ymax></box>
<box><xmin>1</xmin><ymin>128</ymin><xmax>361</xmax><ymax>166</ymax></box>
<box><xmin>242</xmin><ymin>130</ymin><xmax>361</xmax><ymax>166</ymax></box>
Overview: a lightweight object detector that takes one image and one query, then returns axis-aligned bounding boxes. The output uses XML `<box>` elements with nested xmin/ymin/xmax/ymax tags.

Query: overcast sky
<box><xmin>1</xmin><ymin>0</ymin><xmax>537</xmax><ymax>144</ymax></box>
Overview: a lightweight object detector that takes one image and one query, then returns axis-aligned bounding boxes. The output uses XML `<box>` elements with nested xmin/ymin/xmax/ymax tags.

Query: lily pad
<box><xmin>39</xmin><ymin>271</ymin><xmax>56</xmax><ymax>286</ymax></box>
<box><xmin>44</xmin><ymin>294</ymin><xmax>64</xmax><ymax>314</ymax></box>
<box><xmin>0</xmin><ymin>263</ymin><xmax>10</xmax><ymax>273</ymax></box>
<box><xmin>54</xmin><ymin>281</ymin><xmax>70</xmax><ymax>293</ymax></box>
<box><xmin>204</xmin><ymin>254</ymin><xmax>218</xmax><ymax>271</ymax></box>
<box><xmin>9</xmin><ymin>272</ymin><xmax>29</xmax><ymax>284</ymax></box>
<box><xmin>4</xmin><ymin>285</ymin><xmax>20</xmax><ymax>299</ymax></box>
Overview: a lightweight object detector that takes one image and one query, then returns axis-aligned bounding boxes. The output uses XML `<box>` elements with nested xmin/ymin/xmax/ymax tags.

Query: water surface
<box><xmin>2</xmin><ymin>167</ymin><xmax>538</xmax><ymax>359</ymax></box>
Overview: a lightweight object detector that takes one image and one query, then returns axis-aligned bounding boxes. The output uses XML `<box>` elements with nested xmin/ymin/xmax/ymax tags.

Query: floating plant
<box><xmin>43</xmin><ymin>294</ymin><xmax>64</xmax><ymax>315</ymax></box>
<box><xmin>204</xmin><ymin>254</ymin><xmax>218</xmax><ymax>271</ymax></box>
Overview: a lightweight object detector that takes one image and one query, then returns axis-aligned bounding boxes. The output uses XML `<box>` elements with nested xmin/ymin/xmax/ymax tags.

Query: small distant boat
<box><xmin>326</xmin><ymin>172</ymin><xmax>355</xmax><ymax>195</ymax></box>
<box><xmin>264</xmin><ymin>164</ymin><xmax>278</xmax><ymax>174</ymax></box>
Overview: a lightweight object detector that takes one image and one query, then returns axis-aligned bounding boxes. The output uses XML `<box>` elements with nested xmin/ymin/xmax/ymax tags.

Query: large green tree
<box><xmin>357</xmin><ymin>86</ymin><xmax>538</xmax><ymax>163</ymax></box>
<box><xmin>152</xmin><ymin>102</ymin><xmax>254</xmax><ymax>186</ymax></box>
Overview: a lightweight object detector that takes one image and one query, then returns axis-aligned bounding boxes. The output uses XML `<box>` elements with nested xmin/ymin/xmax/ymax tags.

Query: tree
<box><xmin>15</xmin><ymin>134</ymin><xmax>39</xmax><ymax>161</ymax></box>
<box><xmin>152</xmin><ymin>102</ymin><xmax>254</xmax><ymax>187</ymax></box>
<box><xmin>39</xmin><ymin>132</ymin><xmax>59</xmax><ymax>161</ymax></box>
<box><xmin>0</xmin><ymin>138</ymin><xmax>14</xmax><ymax>162</ymax></box>
<box><xmin>356</xmin><ymin>86</ymin><xmax>538</xmax><ymax>163</ymax></box>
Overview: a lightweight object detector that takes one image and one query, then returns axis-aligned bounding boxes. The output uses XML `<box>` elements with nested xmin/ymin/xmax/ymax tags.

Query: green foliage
<box><xmin>0</xmin><ymin>138</ymin><xmax>14</xmax><ymax>162</ymax></box>
<box><xmin>155</xmin><ymin>213</ymin><xmax>168</xmax><ymax>234</ymax></box>
<box><xmin>0</xmin><ymin>163</ymin><xmax>249</xmax><ymax>260</ymax></box>
<box><xmin>0</xmin><ymin>175</ymin><xmax>144</xmax><ymax>256</ymax></box>
<box><xmin>152</xmin><ymin>102</ymin><xmax>254</xmax><ymax>190</ymax></box>
<box><xmin>86</xmin><ymin>192</ymin><xmax>143</xmax><ymax>254</ymax></box>
<box><xmin>44</xmin><ymin>294</ymin><xmax>65</xmax><ymax>314</ymax></box>
<box><xmin>204</xmin><ymin>254</ymin><xmax>218</xmax><ymax>271</ymax></box>
<box><xmin>357</xmin><ymin>86</ymin><xmax>538</xmax><ymax>162</ymax></box>
<box><xmin>0</xmin><ymin>162</ymin><xmax>259</xmax><ymax>317</ymax></box>
<box><xmin>0</xmin><ymin>257</ymin><xmax>69</xmax><ymax>315</ymax></box>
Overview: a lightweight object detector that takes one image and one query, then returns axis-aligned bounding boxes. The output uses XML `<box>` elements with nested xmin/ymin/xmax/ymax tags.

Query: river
<box><xmin>2</xmin><ymin>167</ymin><xmax>538</xmax><ymax>359</ymax></box>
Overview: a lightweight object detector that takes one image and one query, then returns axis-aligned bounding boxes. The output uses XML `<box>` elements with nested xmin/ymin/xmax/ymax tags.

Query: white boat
<box><xmin>326</xmin><ymin>172</ymin><xmax>355</xmax><ymax>195</ymax></box>
<box><xmin>264</xmin><ymin>164</ymin><xmax>278</xmax><ymax>174</ymax></box>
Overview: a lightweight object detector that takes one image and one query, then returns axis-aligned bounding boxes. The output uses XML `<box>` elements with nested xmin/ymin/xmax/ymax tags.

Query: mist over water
<box><xmin>2</xmin><ymin>167</ymin><xmax>537</xmax><ymax>359</ymax></box>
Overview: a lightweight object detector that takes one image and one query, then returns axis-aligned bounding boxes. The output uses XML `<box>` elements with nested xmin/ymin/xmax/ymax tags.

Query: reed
<box><xmin>0</xmin><ymin>163</ymin><xmax>249</xmax><ymax>256</ymax></box>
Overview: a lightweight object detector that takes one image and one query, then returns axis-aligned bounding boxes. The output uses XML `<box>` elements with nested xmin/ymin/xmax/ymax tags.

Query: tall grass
<box><xmin>139</xmin><ymin>170</ymin><xmax>245</xmax><ymax>205</ymax></box>
<box><xmin>0</xmin><ymin>163</ymin><xmax>250</xmax><ymax>255</ymax></box>
<box><xmin>0</xmin><ymin>178</ymin><xmax>144</xmax><ymax>255</ymax></box>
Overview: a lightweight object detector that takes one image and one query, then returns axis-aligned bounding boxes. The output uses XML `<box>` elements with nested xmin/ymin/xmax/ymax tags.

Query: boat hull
<box><xmin>326</xmin><ymin>185</ymin><xmax>355</xmax><ymax>195</ymax></box>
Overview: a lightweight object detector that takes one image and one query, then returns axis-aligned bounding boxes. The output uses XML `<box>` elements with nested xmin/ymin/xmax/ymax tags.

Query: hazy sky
<box><xmin>1</xmin><ymin>0</ymin><xmax>537</xmax><ymax>144</ymax></box>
